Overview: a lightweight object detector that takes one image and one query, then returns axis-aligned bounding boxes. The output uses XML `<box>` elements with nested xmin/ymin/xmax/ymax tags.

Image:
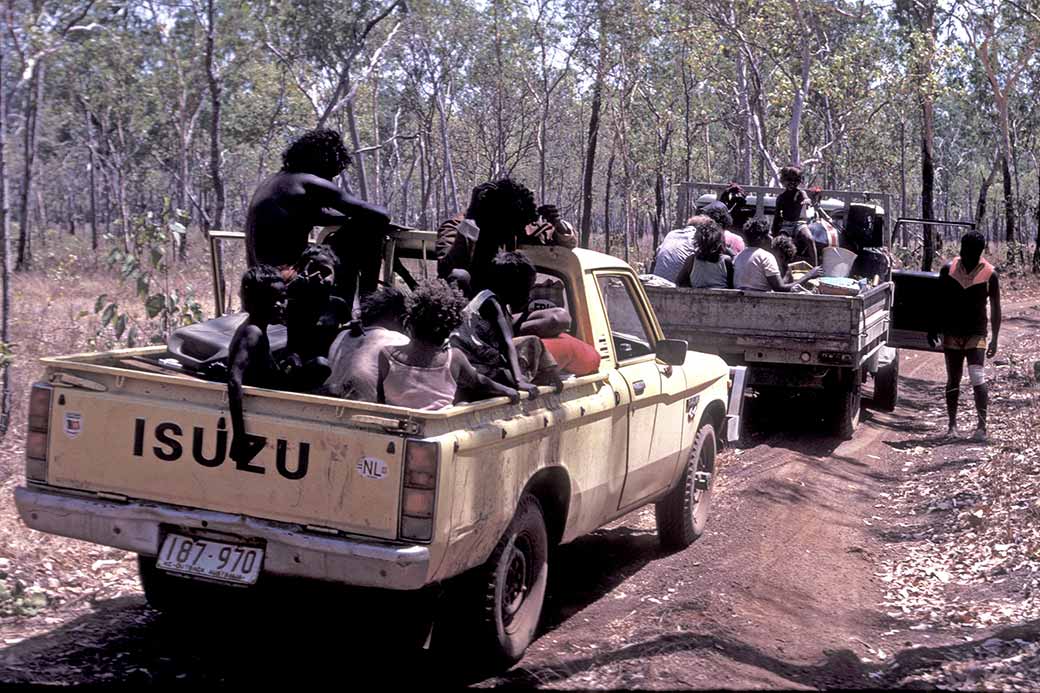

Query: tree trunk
<box><xmin>0</xmin><ymin>45</ymin><xmax>12</xmax><ymax>435</ymax></box>
<box><xmin>84</xmin><ymin>109</ymin><xmax>99</xmax><ymax>251</ymax></box>
<box><xmin>1033</xmin><ymin>157</ymin><xmax>1040</xmax><ymax>272</ymax></box>
<box><xmin>205</xmin><ymin>0</ymin><xmax>227</xmax><ymax>312</ymax></box>
<box><xmin>16</xmin><ymin>62</ymin><xmax>44</xmax><ymax>271</ymax></box>
<box><xmin>1001</xmin><ymin>153</ymin><xmax>1016</xmax><ymax>256</ymax></box>
<box><xmin>604</xmin><ymin>149</ymin><xmax>614</xmax><ymax>256</ymax></box>
<box><xmin>434</xmin><ymin>89</ymin><xmax>458</xmax><ymax>213</ymax></box>
<box><xmin>919</xmin><ymin>84</ymin><xmax>936</xmax><ymax>271</ymax></box>
<box><xmin>788</xmin><ymin>0</ymin><xmax>811</xmax><ymax>166</ymax></box>
<box><xmin>346</xmin><ymin>99</ymin><xmax>369</xmax><ymax>200</ymax></box>
<box><xmin>579</xmin><ymin>36</ymin><xmax>606</xmax><ymax>249</ymax></box>
<box><xmin>975</xmin><ymin>150</ymin><xmax>1000</xmax><ymax>229</ymax></box>
<box><xmin>898</xmin><ymin>120</ymin><xmax>907</xmax><ymax>228</ymax></box>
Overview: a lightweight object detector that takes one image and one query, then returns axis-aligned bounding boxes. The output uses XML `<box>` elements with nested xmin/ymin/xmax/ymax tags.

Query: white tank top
<box><xmin>382</xmin><ymin>347</ymin><xmax>457</xmax><ymax>411</ymax></box>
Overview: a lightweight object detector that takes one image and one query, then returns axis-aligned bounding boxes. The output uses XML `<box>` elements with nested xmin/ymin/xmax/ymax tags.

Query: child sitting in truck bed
<box><xmin>376</xmin><ymin>280</ymin><xmax>519</xmax><ymax>410</ymax></box>
<box><xmin>323</xmin><ymin>286</ymin><xmax>410</xmax><ymax>401</ymax></box>
<box><xmin>734</xmin><ymin>219</ymin><xmax>821</xmax><ymax>292</ymax></box>
<box><xmin>451</xmin><ymin>251</ymin><xmax>563</xmax><ymax>399</ymax></box>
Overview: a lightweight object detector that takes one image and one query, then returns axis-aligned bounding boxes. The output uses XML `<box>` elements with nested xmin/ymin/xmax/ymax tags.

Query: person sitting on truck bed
<box><xmin>733</xmin><ymin>219</ymin><xmax>821</xmax><ymax>292</ymax></box>
<box><xmin>245</xmin><ymin>128</ymin><xmax>390</xmax><ymax>307</ymax></box>
<box><xmin>652</xmin><ymin>217</ymin><xmax>704</xmax><ymax>285</ymax></box>
<box><xmin>323</xmin><ymin>286</ymin><xmax>410</xmax><ymax>401</ymax></box>
<box><xmin>771</xmin><ymin>234</ymin><xmax>798</xmax><ymax>280</ymax></box>
<box><xmin>688</xmin><ymin>221</ymin><xmax>734</xmax><ymax>289</ymax></box>
<box><xmin>928</xmin><ymin>230</ymin><xmax>1001</xmax><ymax>441</ymax></box>
<box><xmin>228</xmin><ymin>265</ymin><xmax>290</xmax><ymax>464</ymax></box>
<box><xmin>377</xmin><ymin>279</ymin><xmax>519</xmax><ymax>410</ymax></box>
<box><xmin>436</xmin><ymin>178</ymin><xmax>577</xmax><ymax>293</ymax></box>
<box><xmin>700</xmin><ymin>201</ymin><xmax>746</xmax><ymax>255</ymax></box>
<box><xmin>771</xmin><ymin>165</ymin><xmax>818</xmax><ymax>265</ymax></box>
<box><xmin>451</xmin><ymin>251</ymin><xmax>563</xmax><ymax>399</ymax></box>
<box><xmin>283</xmin><ymin>245</ymin><xmax>350</xmax><ymax>381</ymax></box>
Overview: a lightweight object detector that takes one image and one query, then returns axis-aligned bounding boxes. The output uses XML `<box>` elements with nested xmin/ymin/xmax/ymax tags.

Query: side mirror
<box><xmin>656</xmin><ymin>338</ymin><xmax>688</xmax><ymax>367</ymax></box>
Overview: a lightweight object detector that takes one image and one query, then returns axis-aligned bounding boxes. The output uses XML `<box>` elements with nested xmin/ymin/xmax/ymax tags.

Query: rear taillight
<box><xmin>400</xmin><ymin>440</ymin><xmax>438</xmax><ymax>542</ymax></box>
<box><xmin>26</xmin><ymin>383</ymin><xmax>53</xmax><ymax>482</ymax></box>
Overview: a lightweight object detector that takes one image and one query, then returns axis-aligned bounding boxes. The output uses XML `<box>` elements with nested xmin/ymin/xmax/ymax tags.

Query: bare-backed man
<box><xmin>245</xmin><ymin>129</ymin><xmax>390</xmax><ymax>309</ymax></box>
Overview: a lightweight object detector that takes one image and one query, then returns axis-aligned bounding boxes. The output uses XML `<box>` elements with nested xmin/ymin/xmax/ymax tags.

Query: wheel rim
<box><xmin>691</xmin><ymin>441</ymin><xmax>714</xmax><ymax>523</ymax></box>
<box><xmin>502</xmin><ymin>534</ymin><xmax>532</xmax><ymax>627</ymax></box>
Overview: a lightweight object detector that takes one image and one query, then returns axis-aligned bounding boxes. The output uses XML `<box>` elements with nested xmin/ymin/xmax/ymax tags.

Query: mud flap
<box><xmin>726</xmin><ymin>366</ymin><xmax>748</xmax><ymax>443</ymax></box>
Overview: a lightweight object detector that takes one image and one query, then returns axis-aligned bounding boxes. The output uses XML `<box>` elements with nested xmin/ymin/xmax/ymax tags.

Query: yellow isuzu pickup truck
<box><xmin>15</xmin><ymin>244</ymin><xmax>744</xmax><ymax>663</ymax></box>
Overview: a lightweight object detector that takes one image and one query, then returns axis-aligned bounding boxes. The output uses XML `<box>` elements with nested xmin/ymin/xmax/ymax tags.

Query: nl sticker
<box><xmin>64</xmin><ymin>412</ymin><xmax>83</xmax><ymax>438</ymax></box>
<box><xmin>356</xmin><ymin>457</ymin><xmax>388</xmax><ymax>480</ymax></box>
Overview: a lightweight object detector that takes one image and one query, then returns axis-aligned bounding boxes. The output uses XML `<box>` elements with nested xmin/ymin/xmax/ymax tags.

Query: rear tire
<box><xmin>475</xmin><ymin>493</ymin><xmax>549</xmax><ymax>666</ymax></box>
<box><xmin>835</xmin><ymin>386</ymin><xmax>862</xmax><ymax>439</ymax></box>
<box><xmin>656</xmin><ymin>424</ymin><xmax>717</xmax><ymax>551</ymax></box>
<box><xmin>873</xmin><ymin>349</ymin><xmax>900</xmax><ymax>412</ymax></box>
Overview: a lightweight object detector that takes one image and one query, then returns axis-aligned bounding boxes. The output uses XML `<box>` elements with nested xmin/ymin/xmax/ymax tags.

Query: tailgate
<box><xmin>47</xmin><ymin>388</ymin><xmax>405</xmax><ymax>540</ymax></box>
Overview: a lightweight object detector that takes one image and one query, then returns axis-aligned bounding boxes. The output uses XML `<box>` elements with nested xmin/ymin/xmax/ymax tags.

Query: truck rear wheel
<box><xmin>872</xmin><ymin>349</ymin><xmax>900</xmax><ymax>412</ymax></box>
<box><xmin>835</xmin><ymin>386</ymin><xmax>862</xmax><ymax>439</ymax></box>
<box><xmin>655</xmin><ymin>424</ymin><xmax>716</xmax><ymax>551</ymax></box>
<box><xmin>477</xmin><ymin>493</ymin><xmax>548</xmax><ymax>666</ymax></box>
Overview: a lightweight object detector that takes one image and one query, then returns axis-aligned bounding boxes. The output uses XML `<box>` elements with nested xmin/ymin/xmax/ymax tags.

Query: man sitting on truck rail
<box><xmin>652</xmin><ymin>215</ymin><xmax>713</xmax><ymax>286</ymax></box>
<box><xmin>733</xmin><ymin>219</ymin><xmax>821</xmax><ymax>292</ymax></box>
<box><xmin>323</xmin><ymin>286</ymin><xmax>410</xmax><ymax>401</ymax></box>
<box><xmin>228</xmin><ymin>266</ymin><xmax>290</xmax><ymax>464</ymax></box>
<box><xmin>244</xmin><ymin>129</ymin><xmax>391</xmax><ymax>310</ymax></box>
<box><xmin>928</xmin><ymin>230</ymin><xmax>1001</xmax><ymax>441</ymax></box>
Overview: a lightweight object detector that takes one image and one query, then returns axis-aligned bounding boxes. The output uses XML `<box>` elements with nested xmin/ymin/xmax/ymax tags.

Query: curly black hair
<box><xmin>360</xmin><ymin>286</ymin><xmax>406</xmax><ymax>325</ymax></box>
<box><xmin>486</xmin><ymin>250</ymin><xmax>537</xmax><ymax>300</ymax></box>
<box><xmin>743</xmin><ymin>218</ymin><xmax>771</xmax><ymax>243</ymax></box>
<box><xmin>771</xmin><ymin>235</ymin><xmax>798</xmax><ymax>263</ymax></box>
<box><xmin>466</xmin><ymin>178</ymin><xmax>538</xmax><ymax>233</ymax></box>
<box><xmin>281</xmin><ymin>129</ymin><xmax>352</xmax><ymax>178</ymax></box>
<box><xmin>293</xmin><ymin>243</ymin><xmax>340</xmax><ymax>273</ymax></box>
<box><xmin>779</xmin><ymin>165</ymin><xmax>803</xmax><ymax>185</ymax></box>
<box><xmin>240</xmin><ymin>264</ymin><xmax>284</xmax><ymax>313</ymax></box>
<box><xmin>405</xmin><ymin>279</ymin><xmax>468</xmax><ymax>345</ymax></box>
<box><xmin>695</xmin><ymin>221</ymin><xmax>725</xmax><ymax>262</ymax></box>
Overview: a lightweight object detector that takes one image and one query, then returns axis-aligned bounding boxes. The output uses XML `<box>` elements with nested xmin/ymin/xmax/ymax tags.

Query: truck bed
<box><xmin>37</xmin><ymin>348</ymin><xmax>606</xmax><ymax>540</ymax></box>
<box><xmin>645</xmin><ymin>283</ymin><xmax>893</xmax><ymax>368</ymax></box>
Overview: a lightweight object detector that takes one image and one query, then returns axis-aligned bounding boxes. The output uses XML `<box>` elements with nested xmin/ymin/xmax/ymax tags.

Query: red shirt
<box><xmin>543</xmin><ymin>334</ymin><xmax>601</xmax><ymax>376</ymax></box>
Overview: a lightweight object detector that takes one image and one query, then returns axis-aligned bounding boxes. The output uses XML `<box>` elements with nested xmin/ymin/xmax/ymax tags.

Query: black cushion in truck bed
<box><xmin>166</xmin><ymin>313</ymin><xmax>288</xmax><ymax>370</ymax></box>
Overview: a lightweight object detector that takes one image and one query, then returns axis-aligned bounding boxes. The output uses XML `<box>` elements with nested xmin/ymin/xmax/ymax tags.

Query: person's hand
<box><xmin>986</xmin><ymin>340</ymin><xmax>998</xmax><ymax>358</ymax></box>
<box><xmin>519</xmin><ymin>381</ymin><xmax>540</xmax><ymax>400</ymax></box>
<box><xmin>927</xmin><ymin>332</ymin><xmax>940</xmax><ymax>349</ymax></box>
<box><xmin>806</xmin><ymin>266</ymin><xmax>824</xmax><ymax>280</ymax></box>
<box><xmin>505</xmin><ymin>387</ymin><xmax>521</xmax><ymax>405</ymax></box>
<box><xmin>230</xmin><ymin>435</ymin><xmax>249</xmax><ymax>464</ymax></box>
<box><xmin>537</xmin><ymin>204</ymin><xmax>561</xmax><ymax>226</ymax></box>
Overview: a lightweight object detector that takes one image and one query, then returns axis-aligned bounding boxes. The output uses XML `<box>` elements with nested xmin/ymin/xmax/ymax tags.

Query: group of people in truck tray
<box><xmin>224</xmin><ymin>130</ymin><xmax>1002</xmax><ymax>463</ymax></box>
<box><xmin>648</xmin><ymin>165</ymin><xmax>1003</xmax><ymax>442</ymax></box>
<box><xmin>226</xmin><ymin>129</ymin><xmax>602</xmax><ymax>461</ymax></box>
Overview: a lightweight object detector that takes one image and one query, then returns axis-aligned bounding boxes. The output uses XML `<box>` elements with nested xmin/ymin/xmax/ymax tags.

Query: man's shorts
<box><xmin>943</xmin><ymin>334</ymin><xmax>987</xmax><ymax>351</ymax></box>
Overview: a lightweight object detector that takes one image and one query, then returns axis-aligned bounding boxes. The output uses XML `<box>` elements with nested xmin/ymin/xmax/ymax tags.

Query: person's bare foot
<box><xmin>971</xmin><ymin>427</ymin><xmax>988</xmax><ymax>442</ymax></box>
<box><xmin>945</xmin><ymin>426</ymin><xmax>959</xmax><ymax>439</ymax></box>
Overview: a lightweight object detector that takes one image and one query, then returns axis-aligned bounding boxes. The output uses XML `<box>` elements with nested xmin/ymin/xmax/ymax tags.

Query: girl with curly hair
<box><xmin>689</xmin><ymin>221</ymin><xmax>734</xmax><ymax>289</ymax></box>
<box><xmin>245</xmin><ymin>128</ymin><xmax>391</xmax><ymax>309</ymax></box>
<box><xmin>376</xmin><ymin>280</ymin><xmax>519</xmax><ymax>410</ymax></box>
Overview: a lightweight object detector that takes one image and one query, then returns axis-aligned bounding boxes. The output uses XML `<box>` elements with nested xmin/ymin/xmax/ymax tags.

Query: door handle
<box><xmin>633</xmin><ymin>380</ymin><xmax>646</xmax><ymax>396</ymax></box>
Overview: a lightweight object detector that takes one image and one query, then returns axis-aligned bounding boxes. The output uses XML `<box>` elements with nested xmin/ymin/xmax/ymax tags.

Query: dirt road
<box><xmin>1</xmin><ymin>305</ymin><xmax>1037</xmax><ymax>688</ymax></box>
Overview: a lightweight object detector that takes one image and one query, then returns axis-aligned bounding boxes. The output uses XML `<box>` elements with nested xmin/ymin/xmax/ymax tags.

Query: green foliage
<box><xmin>92</xmin><ymin>199</ymin><xmax>203</xmax><ymax>348</ymax></box>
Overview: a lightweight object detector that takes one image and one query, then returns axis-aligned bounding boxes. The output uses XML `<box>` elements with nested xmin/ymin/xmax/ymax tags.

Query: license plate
<box><xmin>157</xmin><ymin>534</ymin><xmax>264</xmax><ymax>585</ymax></box>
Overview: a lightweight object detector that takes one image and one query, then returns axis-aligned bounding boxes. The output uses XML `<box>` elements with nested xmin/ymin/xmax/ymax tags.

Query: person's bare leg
<box><xmin>943</xmin><ymin>350</ymin><xmax>965</xmax><ymax>437</ymax></box>
<box><xmin>967</xmin><ymin>349</ymin><xmax>988</xmax><ymax>441</ymax></box>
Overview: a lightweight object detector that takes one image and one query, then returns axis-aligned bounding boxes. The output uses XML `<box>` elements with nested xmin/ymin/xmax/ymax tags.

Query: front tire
<box><xmin>656</xmin><ymin>424</ymin><xmax>717</xmax><ymax>551</ymax></box>
<box><xmin>477</xmin><ymin>493</ymin><xmax>549</xmax><ymax>666</ymax></box>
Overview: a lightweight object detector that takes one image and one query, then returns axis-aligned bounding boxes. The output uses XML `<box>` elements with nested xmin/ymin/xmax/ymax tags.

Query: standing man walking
<box><xmin>928</xmin><ymin>231</ymin><xmax>1002</xmax><ymax>441</ymax></box>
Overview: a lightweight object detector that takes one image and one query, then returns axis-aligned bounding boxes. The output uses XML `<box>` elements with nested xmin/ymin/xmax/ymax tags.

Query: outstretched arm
<box><xmin>988</xmin><ymin>273</ymin><xmax>1001</xmax><ymax>357</ymax></box>
<box><xmin>228</xmin><ymin>327</ymin><xmax>261</xmax><ymax>463</ymax></box>
<box><xmin>485</xmin><ymin>299</ymin><xmax>539</xmax><ymax>398</ymax></box>
<box><xmin>376</xmin><ymin>351</ymin><xmax>390</xmax><ymax>404</ymax></box>
<box><xmin>766</xmin><ymin>265</ymin><xmax>822</xmax><ymax>292</ymax></box>
<box><xmin>303</xmin><ymin>176</ymin><xmax>390</xmax><ymax>227</ymax></box>
<box><xmin>452</xmin><ymin>348</ymin><xmax>519</xmax><ymax>404</ymax></box>
<box><xmin>929</xmin><ymin>264</ymin><xmax>952</xmax><ymax>348</ymax></box>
